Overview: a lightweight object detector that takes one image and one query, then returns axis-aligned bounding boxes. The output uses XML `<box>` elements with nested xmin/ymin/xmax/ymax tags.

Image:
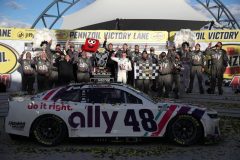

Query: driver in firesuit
<box><xmin>111</xmin><ymin>52</ymin><xmax>132</xmax><ymax>84</ymax></box>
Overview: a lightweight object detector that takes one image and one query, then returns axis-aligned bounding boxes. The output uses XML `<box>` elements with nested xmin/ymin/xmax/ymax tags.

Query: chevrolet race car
<box><xmin>5</xmin><ymin>83</ymin><xmax>220</xmax><ymax>146</ymax></box>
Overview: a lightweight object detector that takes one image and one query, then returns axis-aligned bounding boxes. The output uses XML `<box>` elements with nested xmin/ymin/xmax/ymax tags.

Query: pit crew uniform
<box><xmin>76</xmin><ymin>57</ymin><xmax>92</xmax><ymax>83</ymax></box>
<box><xmin>19</xmin><ymin>59</ymin><xmax>35</xmax><ymax>94</ymax></box>
<box><xmin>35</xmin><ymin>58</ymin><xmax>51</xmax><ymax>92</ymax></box>
<box><xmin>111</xmin><ymin>57</ymin><xmax>132</xmax><ymax>84</ymax></box>
<box><xmin>157</xmin><ymin>58</ymin><xmax>174</xmax><ymax>98</ymax></box>
<box><xmin>187</xmin><ymin>50</ymin><xmax>205</xmax><ymax>94</ymax></box>
<box><xmin>206</xmin><ymin>48</ymin><xmax>229</xmax><ymax>95</ymax></box>
<box><xmin>178</xmin><ymin>50</ymin><xmax>191</xmax><ymax>91</ymax></box>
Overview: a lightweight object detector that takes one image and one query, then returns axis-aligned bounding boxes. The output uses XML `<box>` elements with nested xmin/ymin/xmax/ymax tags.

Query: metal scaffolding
<box><xmin>31</xmin><ymin>0</ymin><xmax>82</xmax><ymax>29</ymax></box>
<box><xmin>196</xmin><ymin>0</ymin><xmax>240</xmax><ymax>29</ymax></box>
<box><xmin>31</xmin><ymin>0</ymin><xmax>239</xmax><ymax>29</ymax></box>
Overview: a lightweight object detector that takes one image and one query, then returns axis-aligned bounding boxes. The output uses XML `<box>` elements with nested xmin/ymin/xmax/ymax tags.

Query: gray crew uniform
<box><xmin>20</xmin><ymin>59</ymin><xmax>35</xmax><ymax>94</ymax></box>
<box><xmin>77</xmin><ymin>57</ymin><xmax>92</xmax><ymax>83</ymax></box>
<box><xmin>36</xmin><ymin>59</ymin><xmax>51</xmax><ymax>92</ymax></box>
<box><xmin>157</xmin><ymin>58</ymin><xmax>173</xmax><ymax>98</ymax></box>
<box><xmin>206</xmin><ymin>48</ymin><xmax>229</xmax><ymax>94</ymax></box>
<box><xmin>179</xmin><ymin>50</ymin><xmax>191</xmax><ymax>90</ymax></box>
<box><xmin>187</xmin><ymin>50</ymin><xmax>205</xmax><ymax>93</ymax></box>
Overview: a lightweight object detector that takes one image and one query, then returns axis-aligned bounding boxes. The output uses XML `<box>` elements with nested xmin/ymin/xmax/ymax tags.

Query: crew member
<box><xmin>178</xmin><ymin>42</ymin><xmax>191</xmax><ymax>91</ymax></box>
<box><xmin>206</xmin><ymin>42</ymin><xmax>229</xmax><ymax>95</ymax></box>
<box><xmin>19</xmin><ymin>51</ymin><xmax>35</xmax><ymax>94</ymax></box>
<box><xmin>76</xmin><ymin>51</ymin><xmax>92</xmax><ymax>83</ymax></box>
<box><xmin>56</xmin><ymin>55</ymin><xmax>74</xmax><ymax>86</ymax></box>
<box><xmin>49</xmin><ymin>45</ymin><xmax>62</xmax><ymax>88</ymax></box>
<box><xmin>172</xmin><ymin>54</ymin><xmax>182</xmax><ymax>99</ymax></box>
<box><xmin>135</xmin><ymin>51</ymin><xmax>152</xmax><ymax>94</ymax></box>
<box><xmin>35</xmin><ymin>52</ymin><xmax>51</xmax><ymax>92</ymax></box>
<box><xmin>149</xmin><ymin>47</ymin><xmax>158</xmax><ymax>91</ymax></box>
<box><xmin>65</xmin><ymin>40</ymin><xmax>79</xmax><ymax>82</ymax></box>
<box><xmin>157</xmin><ymin>52</ymin><xmax>173</xmax><ymax>98</ymax></box>
<box><xmin>187</xmin><ymin>43</ymin><xmax>205</xmax><ymax>94</ymax></box>
<box><xmin>103</xmin><ymin>36</ymin><xmax>117</xmax><ymax>81</ymax></box>
<box><xmin>128</xmin><ymin>45</ymin><xmax>141</xmax><ymax>86</ymax></box>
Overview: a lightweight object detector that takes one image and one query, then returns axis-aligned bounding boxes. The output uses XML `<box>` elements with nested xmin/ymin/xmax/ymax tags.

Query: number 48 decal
<box><xmin>124</xmin><ymin>109</ymin><xmax>157</xmax><ymax>132</ymax></box>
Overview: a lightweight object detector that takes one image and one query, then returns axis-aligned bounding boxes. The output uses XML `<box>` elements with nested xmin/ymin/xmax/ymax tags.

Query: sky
<box><xmin>0</xmin><ymin>0</ymin><xmax>239</xmax><ymax>29</ymax></box>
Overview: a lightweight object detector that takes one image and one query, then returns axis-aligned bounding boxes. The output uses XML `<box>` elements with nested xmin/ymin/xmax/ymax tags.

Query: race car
<box><xmin>5</xmin><ymin>83</ymin><xmax>220</xmax><ymax>146</ymax></box>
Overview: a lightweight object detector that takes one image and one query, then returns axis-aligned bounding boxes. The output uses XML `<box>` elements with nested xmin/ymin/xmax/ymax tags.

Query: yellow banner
<box><xmin>170</xmin><ymin>30</ymin><xmax>240</xmax><ymax>42</ymax></box>
<box><xmin>0</xmin><ymin>27</ymin><xmax>35</xmax><ymax>40</ymax></box>
<box><xmin>55</xmin><ymin>30</ymin><xmax>168</xmax><ymax>43</ymax></box>
<box><xmin>0</xmin><ymin>27</ymin><xmax>168</xmax><ymax>43</ymax></box>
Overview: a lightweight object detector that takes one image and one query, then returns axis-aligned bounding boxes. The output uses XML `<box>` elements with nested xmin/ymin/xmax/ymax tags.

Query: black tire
<box><xmin>32</xmin><ymin>115</ymin><xmax>67</xmax><ymax>146</ymax></box>
<box><xmin>167</xmin><ymin>115</ymin><xmax>203</xmax><ymax>145</ymax></box>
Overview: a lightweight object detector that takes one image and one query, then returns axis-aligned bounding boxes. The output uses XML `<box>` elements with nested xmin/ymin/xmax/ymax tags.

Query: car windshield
<box><xmin>126</xmin><ymin>86</ymin><xmax>157</xmax><ymax>104</ymax></box>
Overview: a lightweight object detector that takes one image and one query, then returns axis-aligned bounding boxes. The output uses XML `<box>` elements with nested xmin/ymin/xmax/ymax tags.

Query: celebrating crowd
<box><xmin>19</xmin><ymin>38</ymin><xmax>229</xmax><ymax>99</ymax></box>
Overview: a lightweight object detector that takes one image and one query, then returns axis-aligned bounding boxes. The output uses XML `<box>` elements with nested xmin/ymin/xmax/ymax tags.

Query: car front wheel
<box><xmin>32</xmin><ymin>115</ymin><xmax>67</xmax><ymax>146</ymax></box>
<box><xmin>168</xmin><ymin>115</ymin><xmax>203</xmax><ymax>145</ymax></box>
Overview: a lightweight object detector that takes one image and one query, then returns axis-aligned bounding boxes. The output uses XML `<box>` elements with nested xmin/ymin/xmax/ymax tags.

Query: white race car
<box><xmin>5</xmin><ymin>83</ymin><xmax>220</xmax><ymax>146</ymax></box>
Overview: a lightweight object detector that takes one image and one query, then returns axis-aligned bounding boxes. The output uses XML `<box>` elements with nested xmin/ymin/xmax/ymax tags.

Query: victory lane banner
<box><xmin>0</xmin><ymin>27</ymin><xmax>168</xmax><ymax>44</ymax></box>
<box><xmin>169</xmin><ymin>30</ymin><xmax>240</xmax><ymax>42</ymax></box>
<box><xmin>55</xmin><ymin>30</ymin><xmax>168</xmax><ymax>44</ymax></box>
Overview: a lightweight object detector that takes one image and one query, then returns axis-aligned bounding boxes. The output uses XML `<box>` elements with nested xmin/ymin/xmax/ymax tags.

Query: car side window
<box><xmin>53</xmin><ymin>88</ymin><xmax>81</xmax><ymax>102</ymax></box>
<box><xmin>83</xmin><ymin>88</ymin><xmax>125</xmax><ymax>104</ymax></box>
<box><xmin>125</xmin><ymin>92</ymin><xmax>143</xmax><ymax>104</ymax></box>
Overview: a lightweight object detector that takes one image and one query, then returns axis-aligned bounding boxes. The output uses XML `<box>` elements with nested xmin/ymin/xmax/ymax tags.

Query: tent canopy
<box><xmin>61</xmin><ymin>0</ymin><xmax>209</xmax><ymax>30</ymax></box>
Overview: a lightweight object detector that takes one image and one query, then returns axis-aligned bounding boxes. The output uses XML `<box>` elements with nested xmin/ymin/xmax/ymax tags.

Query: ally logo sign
<box><xmin>0</xmin><ymin>43</ymin><xmax>18</xmax><ymax>74</ymax></box>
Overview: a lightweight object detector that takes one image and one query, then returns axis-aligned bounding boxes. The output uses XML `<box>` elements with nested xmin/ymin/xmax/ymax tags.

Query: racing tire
<box><xmin>32</xmin><ymin>115</ymin><xmax>67</xmax><ymax>146</ymax></box>
<box><xmin>167</xmin><ymin>115</ymin><xmax>203</xmax><ymax>146</ymax></box>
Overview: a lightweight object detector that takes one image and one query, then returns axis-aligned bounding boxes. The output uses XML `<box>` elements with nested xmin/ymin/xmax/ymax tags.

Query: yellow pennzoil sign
<box><xmin>0</xmin><ymin>43</ymin><xmax>18</xmax><ymax>74</ymax></box>
<box><xmin>0</xmin><ymin>27</ymin><xmax>35</xmax><ymax>40</ymax></box>
<box><xmin>169</xmin><ymin>30</ymin><xmax>240</xmax><ymax>42</ymax></box>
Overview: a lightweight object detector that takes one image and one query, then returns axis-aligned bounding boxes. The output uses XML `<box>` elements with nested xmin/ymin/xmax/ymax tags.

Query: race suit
<box><xmin>111</xmin><ymin>57</ymin><xmax>132</xmax><ymax>84</ymax></box>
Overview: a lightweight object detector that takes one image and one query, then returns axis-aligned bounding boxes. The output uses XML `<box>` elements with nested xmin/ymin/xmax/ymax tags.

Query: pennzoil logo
<box><xmin>17</xmin><ymin>31</ymin><xmax>24</xmax><ymax>39</ymax></box>
<box><xmin>0</xmin><ymin>43</ymin><xmax>18</xmax><ymax>74</ymax></box>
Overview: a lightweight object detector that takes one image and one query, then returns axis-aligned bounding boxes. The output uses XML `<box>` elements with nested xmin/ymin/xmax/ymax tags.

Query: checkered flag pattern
<box><xmin>134</xmin><ymin>63</ymin><xmax>159</xmax><ymax>80</ymax></box>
